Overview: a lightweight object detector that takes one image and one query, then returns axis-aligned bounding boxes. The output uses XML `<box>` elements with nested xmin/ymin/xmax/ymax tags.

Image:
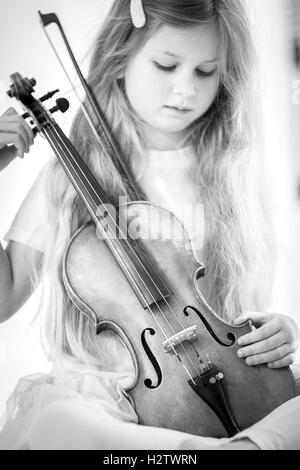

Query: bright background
<box><xmin>0</xmin><ymin>0</ymin><xmax>300</xmax><ymax>415</ymax></box>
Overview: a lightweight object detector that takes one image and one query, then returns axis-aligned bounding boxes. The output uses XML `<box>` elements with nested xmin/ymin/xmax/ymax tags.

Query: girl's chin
<box><xmin>141</xmin><ymin>117</ymin><xmax>193</xmax><ymax>147</ymax></box>
<box><xmin>149</xmin><ymin>120</ymin><xmax>192</xmax><ymax>135</ymax></box>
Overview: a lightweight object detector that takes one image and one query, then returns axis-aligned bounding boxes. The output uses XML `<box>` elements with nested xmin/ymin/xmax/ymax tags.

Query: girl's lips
<box><xmin>164</xmin><ymin>106</ymin><xmax>192</xmax><ymax>113</ymax></box>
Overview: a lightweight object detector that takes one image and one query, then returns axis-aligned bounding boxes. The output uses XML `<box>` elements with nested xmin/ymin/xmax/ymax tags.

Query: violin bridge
<box><xmin>163</xmin><ymin>326</ymin><xmax>197</xmax><ymax>353</ymax></box>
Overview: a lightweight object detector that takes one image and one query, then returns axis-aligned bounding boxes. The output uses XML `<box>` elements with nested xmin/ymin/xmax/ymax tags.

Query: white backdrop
<box><xmin>0</xmin><ymin>0</ymin><xmax>300</xmax><ymax>414</ymax></box>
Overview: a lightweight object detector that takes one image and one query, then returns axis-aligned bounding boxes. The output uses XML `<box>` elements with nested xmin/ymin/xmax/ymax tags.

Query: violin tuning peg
<box><xmin>21</xmin><ymin>112</ymin><xmax>30</xmax><ymax>120</ymax></box>
<box><xmin>39</xmin><ymin>89</ymin><xmax>60</xmax><ymax>102</ymax></box>
<box><xmin>31</xmin><ymin>127</ymin><xmax>39</xmax><ymax>137</ymax></box>
<box><xmin>56</xmin><ymin>97</ymin><xmax>69</xmax><ymax>113</ymax></box>
<box><xmin>49</xmin><ymin>98</ymin><xmax>69</xmax><ymax>115</ymax></box>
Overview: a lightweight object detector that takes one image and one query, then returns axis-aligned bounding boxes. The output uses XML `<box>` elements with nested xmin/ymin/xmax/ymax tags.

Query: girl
<box><xmin>0</xmin><ymin>0</ymin><xmax>300</xmax><ymax>450</ymax></box>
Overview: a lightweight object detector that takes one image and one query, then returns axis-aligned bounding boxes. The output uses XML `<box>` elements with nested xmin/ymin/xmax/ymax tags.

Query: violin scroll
<box><xmin>6</xmin><ymin>73</ymin><xmax>69</xmax><ymax>136</ymax></box>
<box><xmin>7</xmin><ymin>73</ymin><xmax>36</xmax><ymax>99</ymax></box>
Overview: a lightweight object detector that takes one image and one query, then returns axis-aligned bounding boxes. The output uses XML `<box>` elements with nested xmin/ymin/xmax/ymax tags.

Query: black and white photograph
<box><xmin>0</xmin><ymin>0</ymin><xmax>300</xmax><ymax>452</ymax></box>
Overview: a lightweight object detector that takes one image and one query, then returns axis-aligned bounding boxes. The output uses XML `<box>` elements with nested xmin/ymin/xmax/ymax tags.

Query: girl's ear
<box><xmin>116</xmin><ymin>76</ymin><xmax>125</xmax><ymax>91</ymax></box>
<box><xmin>116</xmin><ymin>70</ymin><xmax>126</xmax><ymax>89</ymax></box>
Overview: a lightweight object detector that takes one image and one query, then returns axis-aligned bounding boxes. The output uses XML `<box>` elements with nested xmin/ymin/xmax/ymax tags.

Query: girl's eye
<box><xmin>196</xmin><ymin>69</ymin><xmax>217</xmax><ymax>78</ymax></box>
<box><xmin>153</xmin><ymin>62</ymin><xmax>176</xmax><ymax>72</ymax></box>
<box><xmin>153</xmin><ymin>62</ymin><xmax>216</xmax><ymax>78</ymax></box>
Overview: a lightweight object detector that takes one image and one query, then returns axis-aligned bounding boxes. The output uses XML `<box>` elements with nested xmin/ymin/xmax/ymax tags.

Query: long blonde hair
<box><xmin>39</xmin><ymin>0</ymin><xmax>275</xmax><ymax>365</ymax></box>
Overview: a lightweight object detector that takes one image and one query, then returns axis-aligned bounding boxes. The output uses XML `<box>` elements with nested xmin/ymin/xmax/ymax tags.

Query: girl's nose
<box><xmin>172</xmin><ymin>72</ymin><xmax>197</xmax><ymax>99</ymax></box>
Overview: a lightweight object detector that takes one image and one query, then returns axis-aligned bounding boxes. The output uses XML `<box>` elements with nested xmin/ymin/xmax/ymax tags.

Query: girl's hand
<box><xmin>234</xmin><ymin>311</ymin><xmax>300</xmax><ymax>369</ymax></box>
<box><xmin>0</xmin><ymin>107</ymin><xmax>34</xmax><ymax>171</ymax></box>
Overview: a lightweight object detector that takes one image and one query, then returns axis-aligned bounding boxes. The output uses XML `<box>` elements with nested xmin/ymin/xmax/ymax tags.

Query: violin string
<box><xmin>43</xmin><ymin>123</ymin><xmax>205</xmax><ymax>380</ymax></box>
<box><xmin>42</xmin><ymin>121</ymin><xmax>204</xmax><ymax>380</ymax></box>
<box><xmin>41</xmin><ymin>128</ymin><xmax>175</xmax><ymax>331</ymax></box>
<box><xmin>43</xmin><ymin>126</ymin><xmax>204</xmax><ymax>379</ymax></box>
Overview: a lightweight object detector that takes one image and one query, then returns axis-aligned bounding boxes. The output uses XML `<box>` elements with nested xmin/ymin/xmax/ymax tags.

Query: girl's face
<box><xmin>124</xmin><ymin>23</ymin><xmax>220</xmax><ymax>150</ymax></box>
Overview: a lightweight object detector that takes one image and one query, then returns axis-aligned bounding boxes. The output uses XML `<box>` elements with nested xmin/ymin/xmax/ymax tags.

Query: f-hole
<box><xmin>141</xmin><ymin>328</ymin><xmax>163</xmax><ymax>389</ymax></box>
<box><xmin>184</xmin><ymin>306</ymin><xmax>235</xmax><ymax>347</ymax></box>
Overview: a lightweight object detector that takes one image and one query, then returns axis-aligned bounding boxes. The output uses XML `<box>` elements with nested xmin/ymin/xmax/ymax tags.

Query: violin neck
<box><xmin>45</xmin><ymin>122</ymin><xmax>112</xmax><ymax>221</ymax></box>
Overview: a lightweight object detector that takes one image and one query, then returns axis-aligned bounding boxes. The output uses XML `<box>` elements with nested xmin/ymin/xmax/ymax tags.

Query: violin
<box><xmin>6</xmin><ymin>12</ymin><xmax>297</xmax><ymax>438</ymax></box>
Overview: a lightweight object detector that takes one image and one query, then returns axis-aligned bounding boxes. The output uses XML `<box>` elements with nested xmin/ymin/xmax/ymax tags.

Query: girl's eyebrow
<box><xmin>157</xmin><ymin>51</ymin><xmax>218</xmax><ymax>63</ymax></box>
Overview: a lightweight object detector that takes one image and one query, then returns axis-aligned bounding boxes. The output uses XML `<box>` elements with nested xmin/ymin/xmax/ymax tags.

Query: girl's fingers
<box><xmin>237</xmin><ymin>319</ymin><xmax>280</xmax><ymax>346</ymax></box>
<box><xmin>0</xmin><ymin>121</ymin><xmax>32</xmax><ymax>154</ymax></box>
<box><xmin>0</xmin><ymin>119</ymin><xmax>33</xmax><ymax>149</ymax></box>
<box><xmin>0</xmin><ymin>107</ymin><xmax>35</xmax><ymax>164</ymax></box>
<box><xmin>0</xmin><ymin>145</ymin><xmax>19</xmax><ymax>171</ymax></box>
<box><xmin>19</xmin><ymin>116</ymin><xmax>34</xmax><ymax>146</ymax></box>
<box><xmin>234</xmin><ymin>311</ymin><xmax>272</xmax><ymax>326</ymax></box>
<box><xmin>243</xmin><ymin>344</ymin><xmax>295</xmax><ymax>366</ymax></box>
<box><xmin>268</xmin><ymin>353</ymin><xmax>297</xmax><ymax>369</ymax></box>
<box><xmin>0</xmin><ymin>131</ymin><xmax>27</xmax><ymax>158</ymax></box>
<box><xmin>0</xmin><ymin>108</ymin><xmax>34</xmax><ymax>146</ymax></box>
<box><xmin>0</xmin><ymin>129</ymin><xmax>27</xmax><ymax>152</ymax></box>
<box><xmin>3</xmin><ymin>118</ymin><xmax>34</xmax><ymax>147</ymax></box>
<box><xmin>1</xmin><ymin>107</ymin><xmax>17</xmax><ymax>117</ymax></box>
<box><xmin>237</xmin><ymin>332</ymin><xmax>285</xmax><ymax>358</ymax></box>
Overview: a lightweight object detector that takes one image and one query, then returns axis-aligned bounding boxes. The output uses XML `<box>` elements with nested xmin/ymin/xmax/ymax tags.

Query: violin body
<box><xmin>63</xmin><ymin>201</ymin><xmax>297</xmax><ymax>437</ymax></box>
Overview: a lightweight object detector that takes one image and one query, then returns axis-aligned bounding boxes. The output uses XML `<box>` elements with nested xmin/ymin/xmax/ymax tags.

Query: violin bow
<box><xmin>38</xmin><ymin>11</ymin><xmax>143</xmax><ymax>202</ymax></box>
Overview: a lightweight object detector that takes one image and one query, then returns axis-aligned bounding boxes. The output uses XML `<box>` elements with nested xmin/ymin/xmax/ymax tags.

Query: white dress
<box><xmin>1</xmin><ymin>147</ymin><xmax>300</xmax><ymax>450</ymax></box>
<box><xmin>0</xmin><ymin>358</ymin><xmax>138</xmax><ymax>450</ymax></box>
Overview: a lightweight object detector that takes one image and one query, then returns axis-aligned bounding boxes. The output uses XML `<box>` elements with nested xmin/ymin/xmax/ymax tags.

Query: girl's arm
<box><xmin>0</xmin><ymin>107</ymin><xmax>41</xmax><ymax>322</ymax></box>
<box><xmin>28</xmin><ymin>394</ymin><xmax>300</xmax><ymax>450</ymax></box>
<box><xmin>28</xmin><ymin>399</ymin><xmax>257</xmax><ymax>450</ymax></box>
<box><xmin>0</xmin><ymin>241</ymin><xmax>43</xmax><ymax>322</ymax></box>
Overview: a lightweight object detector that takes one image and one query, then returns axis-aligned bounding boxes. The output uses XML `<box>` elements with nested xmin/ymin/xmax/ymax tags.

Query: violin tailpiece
<box><xmin>188</xmin><ymin>365</ymin><xmax>240</xmax><ymax>437</ymax></box>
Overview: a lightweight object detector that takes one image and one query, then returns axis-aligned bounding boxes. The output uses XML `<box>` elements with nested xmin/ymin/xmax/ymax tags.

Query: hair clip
<box><xmin>130</xmin><ymin>0</ymin><xmax>147</xmax><ymax>28</ymax></box>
